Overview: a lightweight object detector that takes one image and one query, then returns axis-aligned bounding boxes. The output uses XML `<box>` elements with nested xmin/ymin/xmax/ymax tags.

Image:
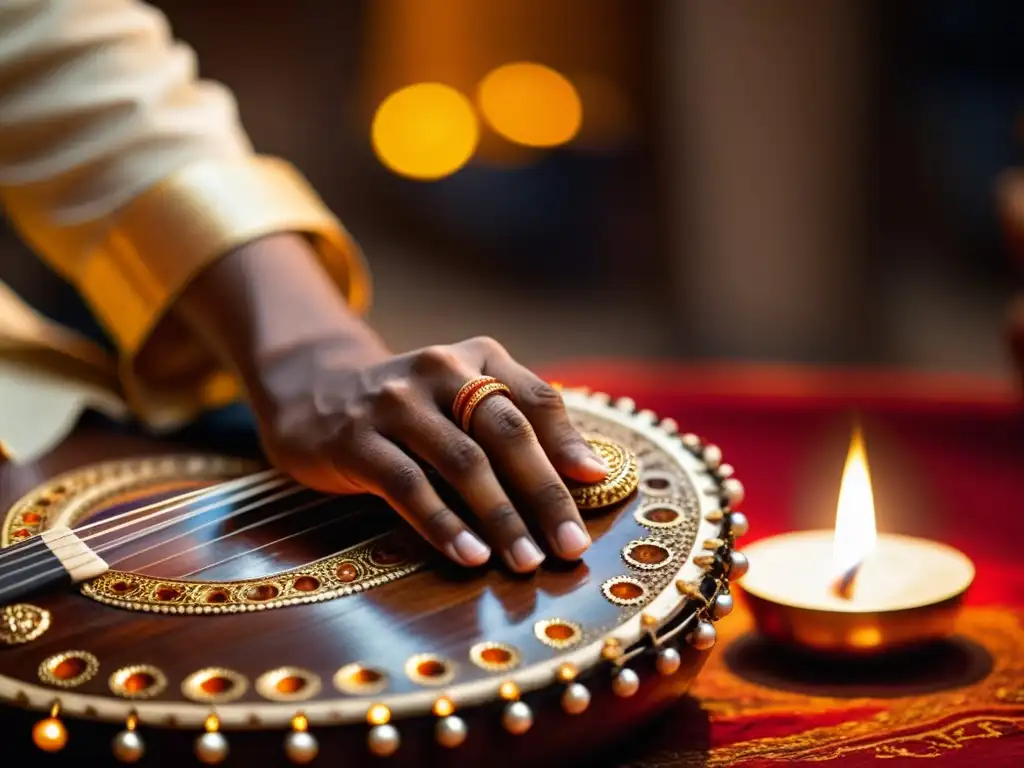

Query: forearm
<box><xmin>0</xmin><ymin>0</ymin><xmax>370</xmax><ymax>425</ymax></box>
<box><xmin>172</xmin><ymin>233</ymin><xmax>388</xmax><ymax>416</ymax></box>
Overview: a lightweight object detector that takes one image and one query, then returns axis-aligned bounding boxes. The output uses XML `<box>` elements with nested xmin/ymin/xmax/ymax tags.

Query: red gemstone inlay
<box><xmin>155</xmin><ymin>586</ymin><xmax>182</xmax><ymax>601</ymax></box>
<box><xmin>336</xmin><ymin>562</ymin><xmax>359</xmax><ymax>582</ymax></box>
<box><xmin>371</xmin><ymin>545</ymin><xmax>406</xmax><ymax>566</ymax></box>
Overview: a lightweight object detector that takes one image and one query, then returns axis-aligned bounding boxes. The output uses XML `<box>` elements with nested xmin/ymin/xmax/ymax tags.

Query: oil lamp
<box><xmin>740</xmin><ymin>426</ymin><xmax>974</xmax><ymax>654</ymax></box>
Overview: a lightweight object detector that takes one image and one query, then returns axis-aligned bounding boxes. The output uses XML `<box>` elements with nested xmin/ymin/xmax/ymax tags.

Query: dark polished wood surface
<box><xmin>0</xmin><ymin>417</ymin><xmax>712</xmax><ymax>766</ymax></box>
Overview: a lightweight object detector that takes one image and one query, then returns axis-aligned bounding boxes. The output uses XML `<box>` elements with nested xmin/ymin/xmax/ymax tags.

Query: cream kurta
<box><xmin>0</xmin><ymin>0</ymin><xmax>370</xmax><ymax>460</ymax></box>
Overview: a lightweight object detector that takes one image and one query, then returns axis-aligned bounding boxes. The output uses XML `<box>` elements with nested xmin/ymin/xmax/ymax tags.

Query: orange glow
<box><xmin>367</xmin><ymin>704</ymin><xmax>391</xmax><ymax>726</ymax></box>
<box><xmin>432</xmin><ymin>697</ymin><xmax>455</xmax><ymax>717</ymax></box>
<box><xmin>477</xmin><ymin>62</ymin><xmax>583</xmax><ymax>148</ymax></box>
<box><xmin>371</xmin><ymin>83</ymin><xmax>479</xmax><ymax>180</ymax></box>
<box><xmin>499</xmin><ymin>681</ymin><xmax>520</xmax><ymax>701</ymax></box>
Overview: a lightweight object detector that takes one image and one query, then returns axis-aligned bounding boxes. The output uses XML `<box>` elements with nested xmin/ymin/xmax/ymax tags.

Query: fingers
<box><xmin>378</xmin><ymin>398</ymin><xmax>546</xmax><ymax>574</ymax></box>
<box><xmin>485</xmin><ymin>355</ymin><xmax>609</xmax><ymax>484</ymax></box>
<box><xmin>467</xmin><ymin>393</ymin><xmax>593</xmax><ymax>562</ymax></box>
<box><xmin>339</xmin><ymin>433</ymin><xmax>491</xmax><ymax>568</ymax></box>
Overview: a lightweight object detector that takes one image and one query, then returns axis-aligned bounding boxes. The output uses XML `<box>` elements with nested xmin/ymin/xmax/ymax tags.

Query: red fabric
<box><xmin>539</xmin><ymin>361</ymin><xmax>1024</xmax><ymax>768</ymax></box>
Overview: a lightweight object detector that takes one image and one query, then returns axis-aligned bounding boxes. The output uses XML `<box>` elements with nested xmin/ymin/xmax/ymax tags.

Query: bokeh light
<box><xmin>371</xmin><ymin>83</ymin><xmax>479</xmax><ymax>180</ymax></box>
<box><xmin>477</xmin><ymin>62</ymin><xmax>583</xmax><ymax>148</ymax></box>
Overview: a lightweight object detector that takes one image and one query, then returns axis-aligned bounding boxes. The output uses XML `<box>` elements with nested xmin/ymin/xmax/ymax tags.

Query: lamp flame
<box><xmin>830</xmin><ymin>425</ymin><xmax>877</xmax><ymax>599</ymax></box>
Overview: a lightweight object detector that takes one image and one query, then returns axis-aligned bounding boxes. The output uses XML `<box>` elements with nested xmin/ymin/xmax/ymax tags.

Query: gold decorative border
<box><xmin>0</xmin><ymin>389</ymin><xmax>737</xmax><ymax>730</ymax></box>
<box><xmin>81</xmin><ymin>532</ymin><xmax>424</xmax><ymax>615</ymax></box>
<box><xmin>2</xmin><ymin>455</ymin><xmax>258</xmax><ymax>547</ymax></box>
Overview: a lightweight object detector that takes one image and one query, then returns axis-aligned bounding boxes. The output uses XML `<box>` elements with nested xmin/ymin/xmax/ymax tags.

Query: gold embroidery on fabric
<box><xmin>620</xmin><ymin>607</ymin><xmax>1024</xmax><ymax>766</ymax></box>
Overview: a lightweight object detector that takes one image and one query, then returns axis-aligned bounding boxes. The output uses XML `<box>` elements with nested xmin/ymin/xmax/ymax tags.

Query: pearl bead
<box><xmin>502</xmin><ymin>701</ymin><xmax>533</xmax><ymax>735</ymax></box>
<box><xmin>712</xmin><ymin>592</ymin><xmax>735</xmax><ymax>619</ymax></box>
<box><xmin>284</xmin><ymin>730</ymin><xmax>319</xmax><ymax>764</ymax></box>
<box><xmin>659</xmin><ymin>418</ymin><xmax>679</xmax><ymax>435</ymax></box>
<box><xmin>611</xmin><ymin>667</ymin><xmax>640</xmax><ymax>698</ymax></box>
<box><xmin>592</xmin><ymin>392</ymin><xmax>611</xmax><ymax>405</ymax></box>
<box><xmin>728</xmin><ymin>551</ymin><xmax>749</xmax><ymax>580</ymax></box>
<box><xmin>681</xmin><ymin>433</ymin><xmax>701</xmax><ymax>451</ymax></box>
<box><xmin>32</xmin><ymin>717</ymin><xmax>68</xmax><ymax>753</ymax></box>
<box><xmin>637</xmin><ymin>409</ymin><xmax>657</xmax><ymax>424</ymax></box>
<box><xmin>112</xmin><ymin>730</ymin><xmax>145</xmax><ymax>763</ymax></box>
<box><xmin>702</xmin><ymin>444</ymin><xmax>722</xmax><ymax>470</ymax></box>
<box><xmin>435</xmin><ymin>715</ymin><xmax>468</xmax><ymax>748</ymax></box>
<box><xmin>367</xmin><ymin>724</ymin><xmax>400</xmax><ymax>757</ymax></box>
<box><xmin>194</xmin><ymin>732</ymin><xmax>229</xmax><ymax>765</ymax></box>
<box><xmin>655</xmin><ymin>646</ymin><xmax>682</xmax><ymax>676</ymax></box>
<box><xmin>688</xmin><ymin>620</ymin><xmax>717</xmax><ymax>651</ymax></box>
<box><xmin>615</xmin><ymin>397</ymin><xmax>636</xmax><ymax>413</ymax></box>
<box><xmin>717</xmin><ymin>463</ymin><xmax>735</xmax><ymax>478</ymax></box>
<box><xmin>561</xmin><ymin>682</ymin><xmax>591</xmax><ymax>715</ymax></box>
<box><xmin>722</xmin><ymin>478</ymin><xmax>745</xmax><ymax>508</ymax></box>
<box><xmin>729</xmin><ymin>512</ymin><xmax>749</xmax><ymax>537</ymax></box>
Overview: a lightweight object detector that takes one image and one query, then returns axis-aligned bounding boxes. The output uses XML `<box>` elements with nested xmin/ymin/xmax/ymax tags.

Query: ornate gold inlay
<box><xmin>255</xmin><ymin>667</ymin><xmax>322</xmax><ymax>702</ymax></box>
<box><xmin>533</xmin><ymin>618</ymin><xmax>584</xmax><ymax>649</ymax></box>
<box><xmin>82</xmin><ymin>532</ymin><xmax>424</xmax><ymax>614</ymax></box>
<box><xmin>635</xmin><ymin>501</ymin><xmax>689</xmax><ymax>530</ymax></box>
<box><xmin>38</xmin><ymin>651</ymin><xmax>100</xmax><ymax>688</ymax></box>
<box><xmin>182</xmin><ymin>667</ymin><xmax>248</xmax><ymax>704</ymax></box>
<box><xmin>468</xmin><ymin>642</ymin><xmax>521</xmax><ymax>672</ymax></box>
<box><xmin>334</xmin><ymin>663</ymin><xmax>389</xmax><ymax>696</ymax></box>
<box><xmin>0</xmin><ymin>603</ymin><xmax>51</xmax><ymax>645</ymax></box>
<box><xmin>109</xmin><ymin>665</ymin><xmax>168</xmax><ymax>700</ymax></box>
<box><xmin>622</xmin><ymin>538</ymin><xmax>675</xmax><ymax>571</ymax></box>
<box><xmin>569</xmin><ymin>437</ymin><xmax>639</xmax><ymax>510</ymax></box>
<box><xmin>2</xmin><ymin>455</ymin><xmax>257</xmax><ymax>548</ymax></box>
<box><xmin>601</xmin><ymin>576</ymin><xmax>649</xmax><ymax>607</ymax></box>
<box><xmin>404</xmin><ymin>654</ymin><xmax>456</xmax><ymax>687</ymax></box>
<box><xmin>333</xmin><ymin>663</ymin><xmax>389</xmax><ymax>696</ymax></box>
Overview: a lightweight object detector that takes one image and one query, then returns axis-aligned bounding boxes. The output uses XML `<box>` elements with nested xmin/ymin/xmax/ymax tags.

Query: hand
<box><xmin>173</xmin><ymin>233</ymin><xmax>608</xmax><ymax>573</ymax></box>
<box><xmin>253</xmin><ymin>334</ymin><xmax>609</xmax><ymax>573</ymax></box>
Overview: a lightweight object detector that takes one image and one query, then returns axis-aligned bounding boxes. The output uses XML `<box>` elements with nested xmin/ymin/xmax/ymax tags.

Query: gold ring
<box><xmin>451</xmin><ymin>376</ymin><xmax>498</xmax><ymax>421</ymax></box>
<box><xmin>459</xmin><ymin>382</ymin><xmax>514</xmax><ymax>432</ymax></box>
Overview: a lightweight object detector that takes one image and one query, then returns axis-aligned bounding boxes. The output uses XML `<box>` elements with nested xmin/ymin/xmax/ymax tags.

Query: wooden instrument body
<box><xmin>0</xmin><ymin>392</ymin><xmax>744</xmax><ymax>766</ymax></box>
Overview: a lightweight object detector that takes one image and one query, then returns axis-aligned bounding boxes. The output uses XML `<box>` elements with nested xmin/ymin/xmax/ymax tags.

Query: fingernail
<box><xmin>555</xmin><ymin>521</ymin><xmax>592</xmax><ymax>558</ymax></box>
<box><xmin>508</xmin><ymin>537</ymin><xmax>546</xmax><ymax>571</ymax></box>
<box><xmin>448</xmin><ymin>531</ymin><xmax>491</xmax><ymax>566</ymax></box>
<box><xmin>582</xmin><ymin>455</ymin><xmax>609</xmax><ymax>476</ymax></box>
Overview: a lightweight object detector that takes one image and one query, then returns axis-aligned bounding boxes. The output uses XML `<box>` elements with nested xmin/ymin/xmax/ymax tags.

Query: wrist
<box><xmin>173</xmin><ymin>232</ymin><xmax>389</xmax><ymax>397</ymax></box>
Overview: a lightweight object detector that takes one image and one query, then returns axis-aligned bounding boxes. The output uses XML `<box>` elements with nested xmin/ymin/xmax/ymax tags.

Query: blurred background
<box><xmin>2</xmin><ymin>0</ymin><xmax>1023</xmax><ymax>378</ymax></box>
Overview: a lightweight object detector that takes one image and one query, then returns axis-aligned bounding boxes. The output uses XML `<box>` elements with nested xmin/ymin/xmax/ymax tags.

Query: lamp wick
<box><xmin>830</xmin><ymin>561</ymin><xmax>862</xmax><ymax>600</ymax></box>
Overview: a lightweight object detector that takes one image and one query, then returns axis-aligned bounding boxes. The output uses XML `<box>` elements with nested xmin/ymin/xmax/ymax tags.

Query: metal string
<box><xmin>106</xmin><ymin>484</ymin><xmax>314</xmax><ymax>568</ymax></box>
<box><xmin>0</xmin><ymin>476</ymin><xmax>298</xmax><ymax>587</ymax></box>
<box><xmin>173</xmin><ymin>515</ymin><xmax>346</xmax><ymax>579</ymax></box>
<box><xmin>0</xmin><ymin>469</ymin><xmax>284</xmax><ymax>572</ymax></box>
<box><xmin>0</xmin><ymin>490</ymin><xmax>357</xmax><ymax>599</ymax></box>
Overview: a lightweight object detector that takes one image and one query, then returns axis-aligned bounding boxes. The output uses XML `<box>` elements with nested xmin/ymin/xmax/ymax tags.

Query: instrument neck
<box><xmin>0</xmin><ymin>527</ymin><xmax>108</xmax><ymax>605</ymax></box>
